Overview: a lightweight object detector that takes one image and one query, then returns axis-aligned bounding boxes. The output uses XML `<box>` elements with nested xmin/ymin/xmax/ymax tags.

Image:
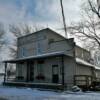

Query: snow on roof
<box><xmin>95</xmin><ymin>66</ymin><xmax>100</xmax><ymax>70</ymax></box>
<box><xmin>76</xmin><ymin>58</ymin><xmax>100</xmax><ymax>70</ymax></box>
<box><xmin>76</xmin><ymin>58</ymin><xmax>94</xmax><ymax>68</ymax></box>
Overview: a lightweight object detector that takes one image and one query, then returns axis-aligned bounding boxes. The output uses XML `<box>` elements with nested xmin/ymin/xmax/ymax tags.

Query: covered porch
<box><xmin>3</xmin><ymin>52</ymin><xmax>68</xmax><ymax>89</ymax></box>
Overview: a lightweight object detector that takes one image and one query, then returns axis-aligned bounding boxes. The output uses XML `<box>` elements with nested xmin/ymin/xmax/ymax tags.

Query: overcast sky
<box><xmin>0</xmin><ymin>0</ymin><xmax>81</xmax><ymax>29</ymax></box>
<box><xmin>0</xmin><ymin>0</ymin><xmax>83</xmax><ymax>60</ymax></box>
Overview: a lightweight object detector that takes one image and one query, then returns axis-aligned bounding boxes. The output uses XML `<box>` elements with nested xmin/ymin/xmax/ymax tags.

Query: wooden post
<box><xmin>73</xmin><ymin>75</ymin><xmax>76</xmax><ymax>85</ymax></box>
<box><xmin>26</xmin><ymin>62</ymin><xmax>29</xmax><ymax>82</ymax></box>
<box><xmin>4</xmin><ymin>62</ymin><xmax>7</xmax><ymax>83</ymax></box>
<box><xmin>61</xmin><ymin>56</ymin><xmax>64</xmax><ymax>87</ymax></box>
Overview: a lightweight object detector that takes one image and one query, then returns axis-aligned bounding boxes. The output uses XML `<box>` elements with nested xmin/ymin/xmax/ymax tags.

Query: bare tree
<box><xmin>68</xmin><ymin>0</ymin><xmax>100</xmax><ymax>50</ymax></box>
<box><xmin>67</xmin><ymin>0</ymin><xmax>100</xmax><ymax>66</ymax></box>
<box><xmin>9</xmin><ymin>23</ymin><xmax>44</xmax><ymax>58</ymax></box>
<box><xmin>0</xmin><ymin>22</ymin><xmax>10</xmax><ymax>75</ymax></box>
<box><xmin>9</xmin><ymin>24</ymin><xmax>34</xmax><ymax>38</ymax></box>
<box><xmin>0</xmin><ymin>23</ymin><xmax>6</xmax><ymax>48</ymax></box>
<box><xmin>88</xmin><ymin>0</ymin><xmax>100</xmax><ymax>18</ymax></box>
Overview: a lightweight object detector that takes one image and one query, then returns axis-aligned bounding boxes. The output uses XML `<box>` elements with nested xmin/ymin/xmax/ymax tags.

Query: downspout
<box><xmin>61</xmin><ymin>56</ymin><xmax>64</xmax><ymax>88</ymax></box>
<box><xmin>73</xmin><ymin>42</ymin><xmax>76</xmax><ymax>85</ymax></box>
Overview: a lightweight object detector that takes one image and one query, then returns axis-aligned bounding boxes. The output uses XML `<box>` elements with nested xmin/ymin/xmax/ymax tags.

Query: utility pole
<box><xmin>60</xmin><ymin>0</ymin><xmax>68</xmax><ymax>38</ymax></box>
<box><xmin>97</xmin><ymin>0</ymin><xmax>100</xmax><ymax>12</ymax></box>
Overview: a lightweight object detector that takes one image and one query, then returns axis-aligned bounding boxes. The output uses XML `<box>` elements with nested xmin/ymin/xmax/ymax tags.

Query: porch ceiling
<box><xmin>3</xmin><ymin>51</ymin><xmax>70</xmax><ymax>63</ymax></box>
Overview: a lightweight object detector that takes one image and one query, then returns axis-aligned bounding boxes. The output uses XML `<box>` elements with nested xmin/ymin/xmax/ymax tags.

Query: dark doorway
<box><xmin>52</xmin><ymin>65</ymin><xmax>59</xmax><ymax>83</ymax></box>
<box><xmin>27</xmin><ymin>61</ymin><xmax>34</xmax><ymax>82</ymax></box>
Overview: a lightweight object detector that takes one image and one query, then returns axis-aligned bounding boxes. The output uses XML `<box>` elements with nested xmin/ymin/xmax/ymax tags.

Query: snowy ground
<box><xmin>0</xmin><ymin>87</ymin><xmax>99</xmax><ymax>100</ymax></box>
<box><xmin>0</xmin><ymin>77</ymin><xmax>100</xmax><ymax>100</ymax></box>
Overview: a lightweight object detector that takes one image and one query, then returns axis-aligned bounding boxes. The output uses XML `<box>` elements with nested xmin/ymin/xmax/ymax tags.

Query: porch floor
<box><xmin>3</xmin><ymin>81</ymin><xmax>64</xmax><ymax>90</ymax></box>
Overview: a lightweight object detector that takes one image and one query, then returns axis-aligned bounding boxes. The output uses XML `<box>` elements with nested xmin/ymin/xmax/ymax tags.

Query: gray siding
<box><xmin>64</xmin><ymin>57</ymin><xmax>76</xmax><ymax>88</ymax></box>
<box><xmin>33</xmin><ymin>57</ymin><xmax>62</xmax><ymax>83</ymax></box>
<box><xmin>75</xmin><ymin>64</ymin><xmax>92</xmax><ymax>76</ymax></box>
<box><xmin>75</xmin><ymin>46</ymin><xmax>91</xmax><ymax>62</ymax></box>
<box><xmin>96</xmin><ymin>70</ymin><xmax>100</xmax><ymax>78</ymax></box>
<box><xmin>17</xmin><ymin>29</ymin><xmax>74</xmax><ymax>58</ymax></box>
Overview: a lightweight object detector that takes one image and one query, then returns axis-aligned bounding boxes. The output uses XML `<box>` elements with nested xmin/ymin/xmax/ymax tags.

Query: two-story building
<box><xmin>3</xmin><ymin>28</ymin><xmax>100</xmax><ymax>90</ymax></box>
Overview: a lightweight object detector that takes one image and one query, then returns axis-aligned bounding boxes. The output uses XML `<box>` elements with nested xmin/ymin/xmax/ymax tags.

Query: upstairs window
<box><xmin>37</xmin><ymin>42</ymin><xmax>42</xmax><ymax>54</ymax></box>
<box><xmin>36</xmin><ymin>40</ymin><xmax>45</xmax><ymax>55</ymax></box>
<box><xmin>21</xmin><ymin>47</ymin><xmax>27</xmax><ymax>57</ymax></box>
<box><xmin>48</xmin><ymin>39</ymin><xmax>54</xmax><ymax>44</ymax></box>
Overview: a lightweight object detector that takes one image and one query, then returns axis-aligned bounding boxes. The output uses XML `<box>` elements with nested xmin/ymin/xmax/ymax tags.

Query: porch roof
<box><xmin>76</xmin><ymin>57</ymin><xmax>100</xmax><ymax>70</ymax></box>
<box><xmin>76</xmin><ymin>58</ymin><xmax>94</xmax><ymax>68</ymax></box>
<box><xmin>3</xmin><ymin>51</ymin><xmax>70</xmax><ymax>63</ymax></box>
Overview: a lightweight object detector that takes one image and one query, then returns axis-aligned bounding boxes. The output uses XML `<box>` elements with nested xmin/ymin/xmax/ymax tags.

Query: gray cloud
<box><xmin>0</xmin><ymin>0</ymin><xmax>81</xmax><ymax>28</ymax></box>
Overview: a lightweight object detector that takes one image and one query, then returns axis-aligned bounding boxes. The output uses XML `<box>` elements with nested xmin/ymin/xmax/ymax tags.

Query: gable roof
<box><xmin>18</xmin><ymin>28</ymin><xmax>73</xmax><ymax>41</ymax></box>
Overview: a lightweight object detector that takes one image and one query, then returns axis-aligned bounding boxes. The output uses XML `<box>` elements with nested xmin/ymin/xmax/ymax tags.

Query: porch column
<box><xmin>26</xmin><ymin>62</ymin><xmax>29</xmax><ymax>82</ymax></box>
<box><xmin>4</xmin><ymin>62</ymin><xmax>7</xmax><ymax>83</ymax></box>
<box><xmin>61</xmin><ymin>56</ymin><xmax>64</xmax><ymax>86</ymax></box>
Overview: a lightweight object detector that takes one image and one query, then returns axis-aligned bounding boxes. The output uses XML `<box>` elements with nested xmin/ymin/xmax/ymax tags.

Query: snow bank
<box><xmin>0</xmin><ymin>87</ymin><xmax>99</xmax><ymax>100</ymax></box>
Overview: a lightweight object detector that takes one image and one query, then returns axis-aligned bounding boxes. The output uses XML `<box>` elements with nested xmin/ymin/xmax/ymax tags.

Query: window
<box><xmin>48</xmin><ymin>39</ymin><xmax>54</xmax><ymax>44</ymax></box>
<box><xmin>37</xmin><ymin>61</ymin><xmax>44</xmax><ymax>75</ymax></box>
<box><xmin>52</xmin><ymin>65</ymin><xmax>59</xmax><ymax>75</ymax></box>
<box><xmin>36</xmin><ymin>61</ymin><xmax>45</xmax><ymax>80</ymax></box>
<box><xmin>37</xmin><ymin>42</ymin><xmax>42</xmax><ymax>54</ymax></box>
<box><xmin>37</xmin><ymin>41</ymin><xmax>44</xmax><ymax>54</ymax></box>
<box><xmin>22</xmin><ymin>48</ymin><xmax>25</xmax><ymax>57</ymax></box>
<box><xmin>18</xmin><ymin>63</ymin><xmax>23</xmax><ymax>76</ymax></box>
<box><xmin>19</xmin><ymin>47</ymin><xmax>25</xmax><ymax>57</ymax></box>
<box><xmin>20</xmin><ymin>47</ymin><xmax>28</xmax><ymax>57</ymax></box>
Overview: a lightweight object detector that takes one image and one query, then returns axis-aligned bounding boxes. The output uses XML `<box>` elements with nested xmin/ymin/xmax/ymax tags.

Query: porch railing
<box><xmin>74</xmin><ymin>75</ymin><xmax>92</xmax><ymax>86</ymax></box>
<box><xmin>74</xmin><ymin>75</ymin><xmax>100</xmax><ymax>87</ymax></box>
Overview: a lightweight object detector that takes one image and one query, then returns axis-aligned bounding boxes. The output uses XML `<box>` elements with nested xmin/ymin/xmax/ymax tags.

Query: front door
<box><xmin>52</xmin><ymin>65</ymin><xmax>59</xmax><ymax>83</ymax></box>
<box><xmin>27</xmin><ymin>61</ymin><xmax>34</xmax><ymax>82</ymax></box>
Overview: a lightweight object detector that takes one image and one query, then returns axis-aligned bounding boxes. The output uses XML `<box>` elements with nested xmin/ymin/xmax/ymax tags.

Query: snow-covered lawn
<box><xmin>0</xmin><ymin>86</ymin><xmax>100</xmax><ymax>100</ymax></box>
